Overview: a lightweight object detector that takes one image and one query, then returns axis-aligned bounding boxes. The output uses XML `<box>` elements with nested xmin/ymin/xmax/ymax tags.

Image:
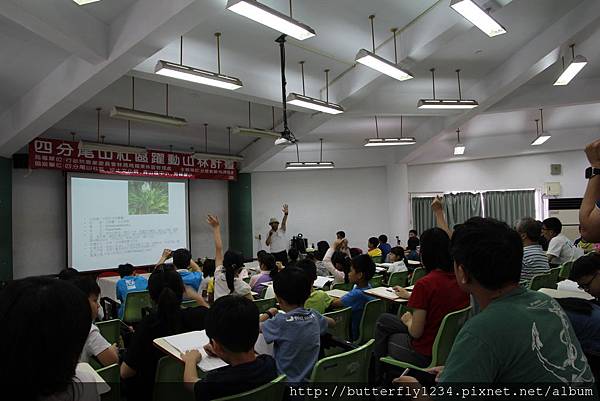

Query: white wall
<box><xmin>408</xmin><ymin>150</ymin><xmax>588</xmax><ymax>197</ymax></box>
<box><xmin>12</xmin><ymin>169</ymin><xmax>229</xmax><ymax>278</ymax></box>
<box><xmin>251</xmin><ymin>167</ymin><xmax>391</xmax><ymax>255</ymax></box>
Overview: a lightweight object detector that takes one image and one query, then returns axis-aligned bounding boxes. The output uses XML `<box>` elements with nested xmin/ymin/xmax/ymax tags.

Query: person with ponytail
<box><xmin>323</xmin><ymin>238</ymin><xmax>352</xmax><ymax>284</ymax></box>
<box><xmin>249</xmin><ymin>253</ymin><xmax>278</xmax><ymax>293</ymax></box>
<box><xmin>120</xmin><ymin>265</ymin><xmax>209</xmax><ymax>401</ymax></box>
<box><xmin>208</xmin><ymin>214</ymin><xmax>253</xmax><ymax>301</ymax></box>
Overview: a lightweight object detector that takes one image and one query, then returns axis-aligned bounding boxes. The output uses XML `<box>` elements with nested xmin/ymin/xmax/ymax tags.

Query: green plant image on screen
<box><xmin>128</xmin><ymin>181</ymin><xmax>169</xmax><ymax>215</ymax></box>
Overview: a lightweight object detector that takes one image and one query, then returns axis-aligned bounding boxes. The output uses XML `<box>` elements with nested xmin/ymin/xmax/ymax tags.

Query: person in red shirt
<box><xmin>373</xmin><ymin>227</ymin><xmax>469</xmax><ymax>382</ymax></box>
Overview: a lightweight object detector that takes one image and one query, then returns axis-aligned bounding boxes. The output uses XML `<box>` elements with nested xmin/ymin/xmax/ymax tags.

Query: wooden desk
<box><xmin>539</xmin><ymin>288</ymin><xmax>594</xmax><ymax>300</ymax></box>
<box><xmin>325</xmin><ymin>289</ymin><xmax>348</xmax><ymax>298</ymax></box>
<box><xmin>364</xmin><ymin>286</ymin><xmax>410</xmax><ymax>304</ymax></box>
<box><xmin>407</xmin><ymin>260</ymin><xmax>421</xmax><ymax>266</ymax></box>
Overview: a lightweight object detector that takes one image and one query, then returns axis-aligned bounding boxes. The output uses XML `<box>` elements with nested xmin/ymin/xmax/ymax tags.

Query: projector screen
<box><xmin>68</xmin><ymin>173</ymin><xmax>189</xmax><ymax>272</ymax></box>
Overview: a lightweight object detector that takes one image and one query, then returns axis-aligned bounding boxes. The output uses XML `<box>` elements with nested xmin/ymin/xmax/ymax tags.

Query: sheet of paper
<box><xmin>313</xmin><ymin>276</ymin><xmax>334</xmax><ymax>289</ymax></box>
<box><xmin>254</xmin><ymin>333</ymin><xmax>274</xmax><ymax>356</ymax></box>
<box><xmin>163</xmin><ymin>330</ymin><xmax>228</xmax><ymax>371</ymax></box>
<box><xmin>76</xmin><ymin>362</ymin><xmax>111</xmax><ymax>395</ymax></box>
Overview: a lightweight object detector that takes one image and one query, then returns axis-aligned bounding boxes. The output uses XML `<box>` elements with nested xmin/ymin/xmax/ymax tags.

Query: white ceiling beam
<box><xmin>0</xmin><ymin>0</ymin><xmax>224</xmax><ymax>157</ymax></box>
<box><xmin>0</xmin><ymin>0</ymin><xmax>108</xmax><ymax>64</ymax></box>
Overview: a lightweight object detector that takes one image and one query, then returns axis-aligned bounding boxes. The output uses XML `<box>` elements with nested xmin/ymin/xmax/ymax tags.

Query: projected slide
<box><xmin>68</xmin><ymin>174</ymin><xmax>189</xmax><ymax>271</ymax></box>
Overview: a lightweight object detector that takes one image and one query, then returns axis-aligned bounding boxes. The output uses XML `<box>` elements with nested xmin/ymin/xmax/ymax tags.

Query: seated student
<box><xmin>297</xmin><ymin>259</ymin><xmax>333</xmax><ymax>314</ymax></box>
<box><xmin>0</xmin><ymin>277</ymin><xmax>98</xmax><ymax>401</ymax></box>
<box><xmin>260</xmin><ymin>267</ymin><xmax>334</xmax><ymax>383</ymax></box>
<box><xmin>336</xmin><ymin>230</ymin><xmax>346</xmax><ymax>240</ymax></box>
<box><xmin>330</xmin><ymin>254</ymin><xmax>376</xmax><ymax>340</ymax></box>
<box><xmin>249</xmin><ymin>253</ymin><xmax>278</xmax><ymax>293</ymax></box>
<box><xmin>374</xmin><ymin>228</ymin><xmax>469</xmax><ymax>379</ymax></box>
<box><xmin>182</xmin><ymin>296</ymin><xmax>277</xmax><ymax>401</ymax></box>
<box><xmin>199</xmin><ymin>258</ymin><xmax>216</xmax><ymax>300</ymax></box>
<box><xmin>287</xmin><ymin>248</ymin><xmax>300</xmax><ymax>269</ymax></box>
<box><xmin>367</xmin><ymin>237</ymin><xmax>383</xmax><ymax>261</ymax></box>
<box><xmin>156</xmin><ymin>248</ymin><xmax>204</xmax><ymax>290</ymax></box>
<box><xmin>121</xmin><ymin>266</ymin><xmax>210</xmax><ymax>401</ymax></box>
<box><xmin>58</xmin><ymin>267</ymin><xmax>79</xmax><ymax>280</ymax></box>
<box><xmin>387</xmin><ymin>246</ymin><xmax>408</xmax><ymax>273</ymax></box>
<box><xmin>408</xmin><ymin>229</ymin><xmax>419</xmax><ymax>241</ymax></box>
<box><xmin>405</xmin><ymin>237</ymin><xmax>420</xmax><ymax>262</ymax></box>
<box><xmin>543</xmin><ymin>217</ymin><xmax>584</xmax><ymax>266</ymax></box>
<box><xmin>378</xmin><ymin>234</ymin><xmax>392</xmax><ymax>262</ymax></box>
<box><xmin>116</xmin><ymin>263</ymin><xmax>149</xmax><ymax>319</ymax></box>
<box><xmin>207</xmin><ymin>215</ymin><xmax>253</xmax><ymax>301</ymax></box>
<box><xmin>314</xmin><ymin>241</ymin><xmax>331</xmax><ymax>277</ymax></box>
<box><xmin>516</xmin><ymin>218</ymin><xmax>550</xmax><ymax>284</ymax></box>
<box><xmin>71</xmin><ymin>277</ymin><xmax>119</xmax><ymax>367</ymax></box>
<box><xmin>323</xmin><ymin>240</ymin><xmax>351</xmax><ymax>284</ymax></box>
<box><xmin>397</xmin><ymin>218</ymin><xmax>594</xmax><ymax>393</ymax></box>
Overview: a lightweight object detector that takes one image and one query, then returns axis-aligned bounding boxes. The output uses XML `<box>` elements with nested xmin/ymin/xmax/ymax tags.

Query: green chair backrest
<box><xmin>181</xmin><ymin>300</ymin><xmax>198</xmax><ymax>309</ymax></box>
<box><xmin>410</xmin><ymin>268</ymin><xmax>427</xmax><ymax>286</ymax></box>
<box><xmin>212</xmin><ymin>374</ymin><xmax>286</xmax><ymax>401</ymax></box>
<box><xmin>254</xmin><ymin>297</ymin><xmax>277</xmax><ymax>314</ymax></box>
<box><xmin>323</xmin><ymin>307</ymin><xmax>352</xmax><ymax>341</ymax></box>
<box><xmin>387</xmin><ymin>271</ymin><xmax>409</xmax><ymax>287</ymax></box>
<box><xmin>309</xmin><ymin>339</ymin><xmax>375</xmax><ymax>383</ymax></box>
<box><xmin>332</xmin><ymin>282</ymin><xmax>353</xmax><ymax>291</ymax></box>
<box><xmin>369</xmin><ymin>275</ymin><xmax>384</xmax><ymax>288</ymax></box>
<box><xmin>430</xmin><ymin>306</ymin><xmax>471</xmax><ymax>366</ymax></box>
<box><xmin>559</xmin><ymin>261</ymin><xmax>573</xmax><ymax>281</ymax></box>
<box><xmin>123</xmin><ymin>290</ymin><xmax>153</xmax><ymax>324</ymax></box>
<box><xmin>529</xmin><ymin>272</ymin><xmax>557</xmax><ymax>291</ymax></box>
<box><xmin>549</xmin><ymin>267</ymin><xmax>561</xmax><ymax>284</ymax></box>
<box><xmin>371</xmin><ymin>255</ymin><xmax>383</xmax><ymax>264</ymax></box>
<box><xmin>96</xmin><ymin>319</ymin><xmax>121</xmax><ymax>346</ymax></box>
<box><xmin>243</xmin><ymin>276</ymin><xmax>251</xmax><ymax>284</ymax></box>
<box><xmin>355</xmin><ymin>299</ymin><xmax>385</xmax><ymax>345</ymax></box>
<box><xmin>259</xmin><ymin>286</ymin><xmax>268</xmax><ymax>299</ymax></box>
<box><xmin>153</xmin><ymin>356</ymin><xmax>194</xmax><ymax>401</ymax></box>
<box><xmin>96</xmin><ymin>363</ymin><xmax>120</xmax><ymax>401</ymax></box>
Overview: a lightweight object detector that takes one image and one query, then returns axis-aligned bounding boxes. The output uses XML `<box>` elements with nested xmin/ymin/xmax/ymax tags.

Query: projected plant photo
<box><xmin>128</xmin><ymin>181</ymin><xmax>169</xmax><ymax>215</ymax></box>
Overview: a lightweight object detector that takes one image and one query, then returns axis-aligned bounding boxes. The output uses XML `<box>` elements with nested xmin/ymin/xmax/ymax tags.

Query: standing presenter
<box><xmin>266</xmin><ymin>204</ymin><xmax>289</xmax><ymax>266</ymax></box>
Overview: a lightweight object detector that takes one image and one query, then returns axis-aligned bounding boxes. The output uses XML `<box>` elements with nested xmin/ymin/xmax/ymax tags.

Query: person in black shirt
<box><xmin>120</xmin><ymin>265</ymin><xmax>209</xmax><ymax>401</ymax></box>
<box><xmin>182</xmin><ymin>295</ymin><xmax>277</xmax><ymax>401</ymax></box>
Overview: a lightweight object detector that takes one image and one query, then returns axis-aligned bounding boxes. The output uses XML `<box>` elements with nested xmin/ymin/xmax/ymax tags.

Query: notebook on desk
<box><xmin>313</xmin><ymin>276</ymin><xmax>334</xmax><ymax>289</ymax></box>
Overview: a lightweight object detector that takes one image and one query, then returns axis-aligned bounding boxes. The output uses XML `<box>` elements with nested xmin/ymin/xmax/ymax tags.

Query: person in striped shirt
<box><xmin>516</xmin><ymin>217</ymin><xmax>550</xmax><ymax>284</ymax></box>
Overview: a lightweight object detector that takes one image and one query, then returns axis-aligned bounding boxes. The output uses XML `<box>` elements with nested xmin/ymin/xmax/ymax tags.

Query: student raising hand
<box><xmin>207</xmin><ymin>214</ymin><xmax>220</xmax><ymax>228</ymax></box>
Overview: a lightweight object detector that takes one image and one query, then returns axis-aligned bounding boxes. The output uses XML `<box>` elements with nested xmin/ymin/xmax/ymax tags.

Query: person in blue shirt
<box><xmin>378</xmin><ymin>234</ymin><xmax>392</xmax><ymax>262</ymax></box>
<box><xmin>116</xmin><ymin>263</ymin><xmax>148</xmax><ymax>319</ymax></box>
<box><xmin>260</xmin><ymin>267</ymin><xmax>335</xmax><ymax>383</ymax></box>
<box><xmin>330</xmin><ymin>254</ymin><xmax>376</xmax><ymax>341</ymax></box>
<box><xmin>156</xmin><ymin>248</ymin><xmax>204</xmax><ymax>291</ymax></box>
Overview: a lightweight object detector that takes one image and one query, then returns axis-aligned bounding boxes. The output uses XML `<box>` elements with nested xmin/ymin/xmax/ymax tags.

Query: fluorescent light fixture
<box><xmin>453</xmin><ymin>144</ymin><xmax>466</xmax><ymax>155</ymax></box>
<box><xmin>285</xmin><ymin>161</ymin><xmax>334</xmax><ymax>170</ymax></box>
<box><xmin>193</xmin><ymin>152</ymin><xmax>244</xmax><ymax>161</ymax></box>
<box><xmin>553</xmin><ymin>55</ymin><xmax>588</xmax><ymax>86</ymax></box>
<box><xmin>72</xmin><ymin>0</ymin><xmax>101</xmax><ymax>5</ymax></box>
<box><xmin>231</xmin><ymin>126</ymin><xmax>280</xmax><ymax>139</ymax></box>
<box><xmin>274</xmin><ymin>137</ymin><xmax>293</xmax><ymax>146</ymax></box>
<box><xmin>155</xmin><ymin>60</ymin><xmax>242</xmax><ymax>90</ymax></box>
<box><xmin>355</xmin><ymin>49</ymin><xmax>413</xmax><ymax>81</ymax></box>
<box><xmin>365</xmin><ymin>137</ymin><xmax>416</xmax><ymax>147</ymax></box>
<box><xmin>226</xmin><ymin>0</ymin><xmax>316</xmax><ymax>41</ymax></box>
<box><xmin>110</xmin><ymin>106</ymin><xmax>187</xmax><ymax>127</ymax></box>
<box><xmin>531</xmin><ymin>135</ymin><xmax>551</xmax><ymax>146</ymax></box>
<box><xmin>287</xmin><ymin>93</ymin><xmax>344</xmax><ymax>114</ymax></box>
<box><xmin>450</xmin><ymin>0</ymin><xmax>506</xmax><ymax>37</ymax></box>
<box><xmin>78</xmin><ymin>141</ymin><xmax>147</xmax><ymax>155</ymax></box>
<box><xmin>417</xmin><ymin>99</ymin><xmax>479</xmax><ymax>109</ymax></box>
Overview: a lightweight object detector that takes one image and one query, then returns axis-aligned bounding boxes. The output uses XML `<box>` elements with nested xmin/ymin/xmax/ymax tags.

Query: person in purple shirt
<box><xmin>249</xmin><ymin>253</ymin><xmax>278</xmax><ymax>293</ymax></box>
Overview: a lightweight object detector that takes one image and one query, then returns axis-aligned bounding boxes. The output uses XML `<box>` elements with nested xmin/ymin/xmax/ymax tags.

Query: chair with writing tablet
<box><xmin>549</xmin><ymin>267</ymin><xmax>561</xmax><ymax>285</ymax></box>
<box><xmin>122</xmin><ymin>290</ymin><xmax>153</xmax><ymax>324</ymax></box>
<box><xmin>180</xmin><ymin>300</ymin><xmax>198</xmax><ymax>309</ymax></box>
<box><xmin>355</xmin><ymin>299</ymin><xmax>385</xmax><ymax>345</ymax></box>
<box><xmin>212</xmin><ymin>374</ymin><xmax>286</xmax><ymax>401</ymax></box>
<box><xmin>529</xmin><ymin>272</ymin><xmax>557</xmax><ymax>291</ymax></box>
<box><xmin>96</xmin><ymin>363</ymin><xmax>120</xmax><ymax>401</ymax></box>
<box><xmin>409</xmin><ymin>267</ymin><xmax>427</xmax><ymax>286</ymax></box>
<box><xmin>559</xmin><ymin>261</ymin><xmax>574</xmax><ymax>281</ymax></box>
<box><xmin>253</xmin><ymin>297</ymin><xmax>277</xmax><ymax>314</ymax></box>
<box><xmin>369</xmin><ymin>275</ymin><xmax>385</xmax><ymax>288</ymax></box>
<box><xmin>96</xmin><ymin>319</ymin><xmax>121</xmax><ymax>346</ymax></box>
<box><xmin>370</xmin><ymin>255</ymin><xmax>383</xmax><ymax>264</ymax></box>
<box><xmin>324</xmin><ymin>307</ymin><xmax>352</xmax><ymax>342</ymax></box>
<box><xmin>309</xmin><ymin>339</ymin><xmax>374</xmax><ymax>386</ymax></box>
<box><xmin>387</xmin><ymin>271</ymin><xmax>409</xmax><ymax>287</ymax></box>
<box><xmin>153</xmin><ymin>356</ymin><xmax>194</xmax><ymax>401</ymax></box>
<box><xmin>380</xmin><ymin>306</ymin><xmax>471</xmax><ymax>375</ymax></box>
<box><xmin>331</xmin><ymin>282</ymin><xmax>353</xmax><ymax>291</ymax></box>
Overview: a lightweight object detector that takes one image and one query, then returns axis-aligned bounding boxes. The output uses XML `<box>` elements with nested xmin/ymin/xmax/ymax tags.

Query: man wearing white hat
<box><xmin>266</xmin><ymin>204</ymin><xmax>289</xmax><ymax>266</ymax></box>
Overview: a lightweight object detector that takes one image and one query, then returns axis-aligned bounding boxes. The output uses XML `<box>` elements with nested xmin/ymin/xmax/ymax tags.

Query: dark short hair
<box><xmin>273</xmin><ymin>267</ymin><xmax>311</xmax><ymax>306</ymax></box>
<box><xmin>420</xmin><ymin>228</ymin><xmax>453</xmax><ymax>273</ymax></box>
<box><xmin>451</xmin><ymin>217</ymin><xmax>523</xmax><ymax>290</ymax></box>
<box><xmin>149</xmin><ymin>266</ymin><xmax>184</xmax><ymax>330</ymax></box>
<box><xmin>118</xmin><ymin>263</ymin><xmax>135</xmax><ymax>278</ymax></box>
<box><xmin>336</xmin><ymin>231</ymin><xmax>346</xmax><ymax>239</ymax></box>
<box><xmin>58</xmin><ymin>268</ymin><xmax>79</xmax><ymax>281</ymax></box>
<box><xmin>542</xmin><ymin>217</ymin><xmax>562</xmax><ymax>235</ymax></box>
<box><xmin>409</xmin><ymin>230</ymin><xmax>418</xmax><ymax>236</ymax></box>
<box><xmin>71</xmin><ymin>276</ymin><xmax>101</xmax><ymax>297</ymax></box>
<box><xmin>390</xmin><ymin>246</ymin><xmax>405</xmax><ymax>258</ymax></box>
<box><xmin>205</xmin><ymin>296</ymin><xmax>259</xmax><ymax>353</ymax></box>
<box><xmin>351</xmin><ymin>254</ymin><xmax>376</xmax><ymax>281</ymax></box>
<box><xmin>368</xmin><ymin>237</ymin><xmax>379</xmax><ymax>247</ymax></box>
<box><xmin>570</xmin><ymin>253</ymin><xmax>600</xmax><ymax>281</ymax></box>
<box><xmin>407</xmin><ymin>237</ymin><xmax>420</xmax><ymax>250</ymax></box>
<box><xmin>288</xmin><ymin>248</ymin><xmax>299</xmax><ymax>261</ymax></box>
<box><xmin>204</xmin><ymin>259</ymin><xmax>216</xmax><ymax>278</ymax></box>
<box><xmin>172</xmin><ymin>248</ymin><xmax>192</xmax><ymax>269</ymax></box>
<box><xmin>257</xmin><ymin>250</ymin><xmax>268</xmax><ymax>260</ymax></box>
<box><xmin>378</xmin><ymin>234</ymin><xmax>388</xmax><ymax>243</ymax></box>
<box><xmin>349</xmin><ymin>248</ymin><xmax>363</xmax><ymax>258</ymax></box>
<box><xmin>296</xmin><ymin>259</ymin><xmax>317</xmax><ymax>282</ymax></box>
<box><xmin>516</xmin><ymin>218</ymin><xmax>542</xmax><ymax>242</ymax></box>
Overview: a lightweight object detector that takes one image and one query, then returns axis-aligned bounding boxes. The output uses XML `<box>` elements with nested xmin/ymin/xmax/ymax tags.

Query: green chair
<box><xmin>310</xmin><ymin>339</ymin><xmax>375</xmax><ymax>384</ymax></box>
<box><xmin>96</xmin><ymin>363</ymin><xmax>120</xmax><ymax>401</ymax></box>
<box><xmin>153</xmin><ymin>356</ymin><xmax>194</xmax><ymax>401</ymax></box>
<box><xmin>122</xmin><ymin>290</ymin><xmax>153</xmax><ymax>324</ymax></box>
<box><xmin>387</xmin><ymin>271</ymin><xmax>409</xmax><ymax>287</ymax></box>
<box><xmin>324</xmin><ymin>307</ymin><xmax>352</xmax><ymax>341</ymax></box>
<box><xmin>559</xmin><ymin>261</ymin><xmax>574</xmax><ymax>281</ymax></box>
<box><xmin>369</xmin><ymin>275</ymin><xmax>384</xmax><ymax>288</ymax></box>
<box><xmin>409</xmin><ymin>267</ymin><xmax>427</xmax><ymax>286</ymax></box>
<box><xmin>96</xmin><ymin>319</ymin><xmax>121</xmax><ymax>346</ymax></box>
<box><xmin>181</xmin><ymin>300</ymin><xmax>198</xmax><ymax>309</ymax></box>
<box><xmin>355</xmin><ymin>299</ymin><xmax>385</xmax><ymax>345</ymax></box>
<box><xmin>332</xmin><ymin>282</ymin><xmax>353</xmax><ymax>291</ymax></box>
<box><xmin>371</xmin><ymin>255</ymin><xmax>383</xmax><ymax>264</ymax></box>
<box><xmin>254</xmin><ymin>297</ymin><xmax>277</xmax><ymax>314</ymax></box>
<box><xmin>212</xmin><ymin>374</ymin><xmax>286</xmax><ymax>401</ymax></box>
<box><xmin>243</xmin><ymin>276</ymin><xmax>251</xmax><ymax>284</ymax></box>
<box><xmin>259</xmin><ymin>286</ymin><xmax>268</xmax><ymax>299</ymax></box>
<box><xmin>529</xmin><ymin>272</ymin><xmax>557</xmax><ymax>291</ymax></box>
<box><xmin>381</xmin><ymin>306</ymin><xmax>471</xmax><ymax>373</ymax></box>
<box><xmin>549</xmin><ymin>267</ymin><xmax>561</xmax><ymax>285</ymax></box>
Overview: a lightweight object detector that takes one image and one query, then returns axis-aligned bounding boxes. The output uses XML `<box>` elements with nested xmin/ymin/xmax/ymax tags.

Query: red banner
<box><xmin>28</xmin><ymin>138</ymin><xmax>238</xmax><ymax>181</ymax></box>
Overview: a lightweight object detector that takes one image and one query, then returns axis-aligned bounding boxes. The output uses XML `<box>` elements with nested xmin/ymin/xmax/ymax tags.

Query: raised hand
<box><xmin>585</xmin><ymin>138</ymin><xmax>600</xmax><ymax>167</ymax></box>
<box><xmin>161</xmin><ymin>249</ymin><xmax>172</xmax><ymax>259</ymax></box>
<box><xmin>206</xmin><ymin>214</ymin><xmax>220</xmax><ymax>228</ymax></box>
<box><xmin>282</xmin><ymin>204</ymin><xmax>289</xmax><ymax>215</ymax></box>
<box><xmin>431</xmin><ymin>196</ymin><xmax>443</xmax><ymax>212</ymax></box>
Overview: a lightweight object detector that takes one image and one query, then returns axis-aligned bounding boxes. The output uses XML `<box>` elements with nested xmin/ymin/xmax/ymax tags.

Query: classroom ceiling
<box><xmin>0</xmin><ymin>0</ymin><xmax>599</xmax><ymax>171</ymax></box>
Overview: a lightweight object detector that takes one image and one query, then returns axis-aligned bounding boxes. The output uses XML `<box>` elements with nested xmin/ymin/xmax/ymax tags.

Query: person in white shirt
<box><xmin>265</xmin><ymin>204</ymin><xmax>289</xmax><ymax>266</ymax></box>
<box><xmin>542</xmin><ymin>217</ymin><xmax>584</xmax><ymax>266</ymax></box>
<box><xmin>387</xmin><ymin>247</ymin><xmax>409</xmax><ymax>274</ymax></box>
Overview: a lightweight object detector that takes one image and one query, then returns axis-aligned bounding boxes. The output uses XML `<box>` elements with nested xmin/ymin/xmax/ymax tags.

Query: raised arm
<box><xmin>432</xmin><ymin>196</ymin><xmax>452</xmax><ymax>237</ymax></box>
<box><xmin>281</xmin><ymin>204</ymin><xmax>289</xmax><ymax>231</ymax></box>
<box><xmin>155</xmin><ymin>248</ymin><xmax>172</xmax><ymax>268</ymax></box>
<box><xmin>207</xmin><ymin>215</ymin><xmax>223</xmax><ymax>267</ymax></box>
<box><xmin>580</xmin><ymin>139</ymin><xmax>600</xmax><ymax>242</ymax></box>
